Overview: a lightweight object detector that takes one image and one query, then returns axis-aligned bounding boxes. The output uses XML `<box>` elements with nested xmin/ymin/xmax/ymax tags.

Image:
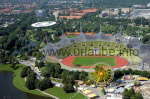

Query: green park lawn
<box><xmin>0</xmin><ymin>65</ymin><xmax>48</xmax><ymax>97</ymax></box>
<box><xmin>42</xmin><ymin>28</ymin><xmax>56</xmax><ymax>33</ymax></box>
<box><xmin>0</xmin><ymin>65</ymin><xmax>87</xmax><ymax>99</ymax></box>
<box><xmin>45</xmin><ymin>87</ymin><xmax>87</xmax><ymax>99</ymax></box>
<box><xmin>67</xmin><ymin>35</ymin><xmax>76</xmax><ymax>38</ymax></box>
<box><xmin>73</xmin><ymin>57</ymin><xmax>116</xmax><ymax>66</ymax></box>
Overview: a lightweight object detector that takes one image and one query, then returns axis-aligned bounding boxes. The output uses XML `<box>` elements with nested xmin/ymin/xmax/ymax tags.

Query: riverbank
<box><xmin>0</xmin><ymin>65</ymin><xmax>87</xmax><ymax>99</ymax></box>
<box><xmin>0</xmin><ymin>65</ymin><xmax>48</xmax><ymax>97</ymax></box>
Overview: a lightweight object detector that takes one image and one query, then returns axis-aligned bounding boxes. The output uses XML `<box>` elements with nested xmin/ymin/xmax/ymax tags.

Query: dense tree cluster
<box><xmin>41</xmin><ymin>62</ymin><xmax>88</xmax><ymax>93</ymax></box>
<box><xmin>114</xmin><ymin>68</ymin><xmax>150</xmax><ymax>81</ymax></box>
<box><xmin>85</xmin><ymin>0</ymin><xmax>149</xmax><ymax>8</ymax></box>
<box><xmin>20</xmin><ymin>66</ymin><xmax>32</xmax><ymax>78</ymax></box>
<box><xmin>25</xmin><ymin>72</ymin><xmax>37</xmax><ymax>90</ymax></box>
<box><xmin>20</xmin><ymin>66</ymin><xmax>38</xmax><ymax>90</ymax></box>
<box><xmin>20</xmin><ymin>66</ymin><xmax>54</xmax><ymax>91</ymax></box>
<box><xmin>63</xmin><ymin>84</ymin><xmax>75</xmax><ymax>93</ymax></box>
<box><xmin>42</xmin><ymin>62</ymin><xmax>88</xmax><ymax>81</ymax></box>
<box><xmin>122</xmin><ymin>88</ymin><xmax>143</xmax><ymax>99</ymax></box>
<box><xmin>0</xmin><ymin>13</ymin><xmax>37</xmax><ymax>64</ymax></box>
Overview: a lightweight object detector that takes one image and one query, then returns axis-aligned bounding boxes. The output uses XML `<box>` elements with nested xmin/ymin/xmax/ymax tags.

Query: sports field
<box><xmin>58</xmin><ymin>41</ymin><xmax>131</xmax><ymax>69</ymax></box>
<box><xmin>62</xmin><ymin>56</ymin><xmax>128</xmax><ymax>69</ymax></box>
<box><xmin>73</xmin><ymin>57</ymin><xmax>116</xmax><ymax>66</ymax></box>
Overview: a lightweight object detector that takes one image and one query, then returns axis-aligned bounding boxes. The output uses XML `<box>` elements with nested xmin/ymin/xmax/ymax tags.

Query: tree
<box><xmin>25</xmin><ymin>73</ymin><xmax>37</xmax><ymax>90</ymax></box>
<box><xmin>37</xmin><ymin>78</ymin><xmax>53</xmax><ymax>91</ymax></box>
<box><xmin>79</xmin><ymin>71</ymin><xmax>87</xmax><ymax>81</ymax></box>
<box><xmin>147</xmin><ymin>73</ymin><xmax>150</xmax><ymax>78</ymax></box>
<box><xmin>38</xmin><ymin>61</ymin><xmax>45</xmax><ymax>68</ymax></box>
<box><xmin>63</xmin><ymin>84</ymin><xmax>75</xmax><ymax>93</ymax></box>
<box><xmin>134</xmin><ymin>81</ymin><xmax>141</xmax><ymax>86</ymax></box>
<box><xmin>135</xmin><ymin>93</ymin><xmax>143</xmax><ymax>99</ymax></box>
<box><xmin>131</xmin><ymin>94</ymin><xmax>136</xmax><ymax>99</ymax></box>
<box><xmin>127</xmin><ymin>88</ymin><xmax>135</xmax><ymax>98</ymax></box>
<box><xmin>101</xmin><ymin>87</ymin><xmax>105</xmax><ymax>95</ymax></box>
<box><xmin>20</xmin><ymin>67</ymin><xmax>28</xmax><ymax>78</ymax></box>
<box><xmin>42</xmin><ymin>71</ymin><xmax>50</xmax><ymax>78</ymax></box>
<box><xmin>35</xmin><ymin>61</ymin><xmax>39</xmax><ymax>68</ymax></box>
<box><xmin>122</xmin><ymin>88</ymin><xmax>129</xmax><ymax>99</ymax></box>
<box><xmin>20</xmin><ymin>66</ymin><xmax>31</xmax><ymax>78</ymax></box>
<box><xmin>26</xmin><ymin>67</ymin><xmax>32</xmax><ymax>75</ymax></box>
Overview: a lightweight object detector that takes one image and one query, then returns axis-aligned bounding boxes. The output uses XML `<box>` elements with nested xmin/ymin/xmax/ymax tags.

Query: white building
<box><xmin>147</xmin><ymin>3</ymin><xmax>150</xmax><ymax>8</ymax></box>
<box><xmin>130</xmin><ymin>9</ymin><xmax>150</xmax><ymax>19</ymax></box>
<box><xmin>36</xmin><ymin>10</ymin><xmax>46</xmax><ymax>17</ymax></box>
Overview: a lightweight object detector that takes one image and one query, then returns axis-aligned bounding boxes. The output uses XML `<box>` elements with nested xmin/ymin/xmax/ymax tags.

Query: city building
<box><xmin>130</xmin><ymin>9</ymin><xmax>150</xmax><ymax>19</ymax></box>
<box><xmin>36</xmin><ymin>10</ymin><xmax>46</xmax><ymax>17</ymax></box>
<box><xmin>59</xmin><ymin>16</ymin><xmax>82</xmax><ymax>19</ymax></box>
<box><xmin>59</xmin><ymin>8</ymin><xmax>97</xmax><ymax>20</ymax></box>
<box><xmin>0</xmin><ymin>8</ymin><xmax>11</xmax><ymax>13</ymax></box>
<box><xmin>132</xmin><ymin>5</ymin><xmax>142</xmax><ymax>8</ymax></box>
<box><xmin>121</xmin><ymin>8</ymin><xmax>133</xmax><ymax>14</ymax></box>
<box><xmin>147</xmin><ymin>3</ymin><xmax>150</xmax><ymax>8</ymax></box>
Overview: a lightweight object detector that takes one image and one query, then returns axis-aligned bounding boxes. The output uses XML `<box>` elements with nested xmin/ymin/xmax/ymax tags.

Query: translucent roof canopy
<box><xmin>44</xmin><ymin>25</ymin><xmax>150</xmax><ymax>67</ymax></box>
<box><xmin>31</xmin><ymin>21</ymin><xmax>56</xmax><ymax>27</ymax></box>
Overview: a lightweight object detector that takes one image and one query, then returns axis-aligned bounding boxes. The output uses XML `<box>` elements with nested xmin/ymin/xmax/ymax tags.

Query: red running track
<box><xmin>61</xmin><ymin>56</ymin><xmax>128</xmax><ymax>69</ymax></box>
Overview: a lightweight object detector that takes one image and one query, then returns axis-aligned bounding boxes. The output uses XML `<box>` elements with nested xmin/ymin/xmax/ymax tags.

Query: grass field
<box><xmin>0</xmin><ymin>65</ymin><xmax>47</xmax><ymax>97</ymax></box>
<box><xmin>45</xmin><ymin>87</ymin><xmax>87</xmax><ymax>99</ymax></box>
<box><xmin>0</xmin><ymin>65</ymin><xmax>87</xmax><ymax>99</ymax></box>
<box><xmin>58</xmin><ymin>41</ymin><xmax>133</xmax><ymax>58</ymax></box>
<box><xmin>73</xmin><ymin>57</ymin><xmax>116</xmax><ymax>66</ymax></box>
<box><xmin>67</xmin><ymin>35</ymin><xmax>76</xmax><ymax>38</ymax></box>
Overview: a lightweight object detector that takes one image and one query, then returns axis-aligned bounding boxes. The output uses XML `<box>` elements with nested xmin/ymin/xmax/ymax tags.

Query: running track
<box><xmin>61</xmin><ymin>56</ymin><xmax>128</xmax><ymax>69</ymax></box>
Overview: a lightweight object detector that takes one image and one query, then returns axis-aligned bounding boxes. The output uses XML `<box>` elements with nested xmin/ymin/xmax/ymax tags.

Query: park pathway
<box><xmin>36</xmin><ymin>89</ymin><xmax>59</xmax><ymax>99</ymax></box>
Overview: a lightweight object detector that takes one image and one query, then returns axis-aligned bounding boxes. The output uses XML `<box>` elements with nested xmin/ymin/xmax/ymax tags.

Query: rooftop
<box><xmin>31</xmin><ymin>21</ymin><xmax>56</xmax><ymax>28</ymax></box>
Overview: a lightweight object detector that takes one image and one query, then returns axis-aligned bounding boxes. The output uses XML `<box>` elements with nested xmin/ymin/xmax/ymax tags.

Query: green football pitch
<box><xmin>73</xmin><ymin>57</ymin><xmax>116</xmax><ymax>66</ymax></box>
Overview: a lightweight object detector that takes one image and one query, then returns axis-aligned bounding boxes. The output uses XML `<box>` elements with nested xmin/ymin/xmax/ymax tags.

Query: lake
<box><xmin>0</xmin><ymin>71</ymin><xmax>51</xmax><ymax>99</ymax></box>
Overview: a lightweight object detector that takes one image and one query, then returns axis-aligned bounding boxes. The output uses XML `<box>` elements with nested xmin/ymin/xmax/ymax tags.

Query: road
<box><xmin>20</xmin><ymin>60</ymin><xmax>63</xmax><ymax>84</ymax></box>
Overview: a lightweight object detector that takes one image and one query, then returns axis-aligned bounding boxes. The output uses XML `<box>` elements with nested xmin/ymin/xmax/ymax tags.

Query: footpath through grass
<box><xmin>45</xmin><ymin>87</ymin><xmax>87</xmax><ymax>99</ymax></box>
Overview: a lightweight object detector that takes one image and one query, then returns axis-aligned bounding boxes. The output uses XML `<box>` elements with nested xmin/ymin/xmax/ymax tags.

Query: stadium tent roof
<box><xmin>31</xmin><ymin>21</ymin><xmax>56</xmax><ymax>27</ymax></box>
<box><xmin>128</xmin><ymin>37</ymin><xmax>142</xmax><ymax>49</ymax></box>
<box><xmin>70</xmin><ymin>32</ymin><xmax>87</xmax><ymax>43</ymax></box>
<box><xmin>55</xmin><ymin>37</ymin><xmax>71</xmax><ymax>49</ymax></box>
<box><xmin>139</xmin><ymin>44</ymin><xmax>150</xmax><ymax>57</ymax></box>
<box><xmin>43</xmin><ymin>25</ymin><xmax>150</xmax><ymax>67</ymax></box>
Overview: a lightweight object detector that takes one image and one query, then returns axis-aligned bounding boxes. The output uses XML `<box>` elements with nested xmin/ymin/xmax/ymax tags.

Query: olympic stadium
<box><xmin>44</xmin><ymin>25</ymin><xmax>150</xmax><ymax>70</ymax></box>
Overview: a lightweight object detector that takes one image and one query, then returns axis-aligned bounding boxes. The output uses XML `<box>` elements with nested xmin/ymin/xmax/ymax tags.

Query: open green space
<box><xmin>0</xmin><ymin>65</ymin><xmax>87</xmax><ymax>99</ymax></box>
<box><xmin>45</xmin><ymin>87</ymin><xmax>87</xmax><ymax>99</ymax></box>
<box><xmin>0</xmin><ymin>65</ymin><xmax>47</xmax><ymax>97</ymax></box>
<box><xmin>58</xmin><ymin>41</ymin><xmax>137</xmax><ymax>60</ymax></box>
<box><xmin>67</xmin><ymin>35</ymin><xmax>76</xmax><ymax>38</ymax></box>
<box><xmin>42</xmin><ymin>28</ymin><xmax>56</xmax><ymax>33</ymax></box>
<box><xmin>73</xmin><ymin>57</ymin><xmax>116</xmax><ymax>66</ymax></box>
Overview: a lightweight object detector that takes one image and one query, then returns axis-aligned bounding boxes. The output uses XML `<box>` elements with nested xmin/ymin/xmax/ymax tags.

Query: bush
<box><xmin>37</xmin><ymin>78</ymin><xmax>53</xmax><ymax>91</ymax></box>
<box><xmin>10</xmin><ymin>64</ymin><xmax>20</xmax><ymax>70</ymax></box>
<box><xmin>76</xmin><ymin>64</ymin><xmax>81</xmax><ymax>67</ymax></box>
<box><xmin>134</xmin><ymin>81</ymin><xmax>141</xmax><ymax>86</ymax></box>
